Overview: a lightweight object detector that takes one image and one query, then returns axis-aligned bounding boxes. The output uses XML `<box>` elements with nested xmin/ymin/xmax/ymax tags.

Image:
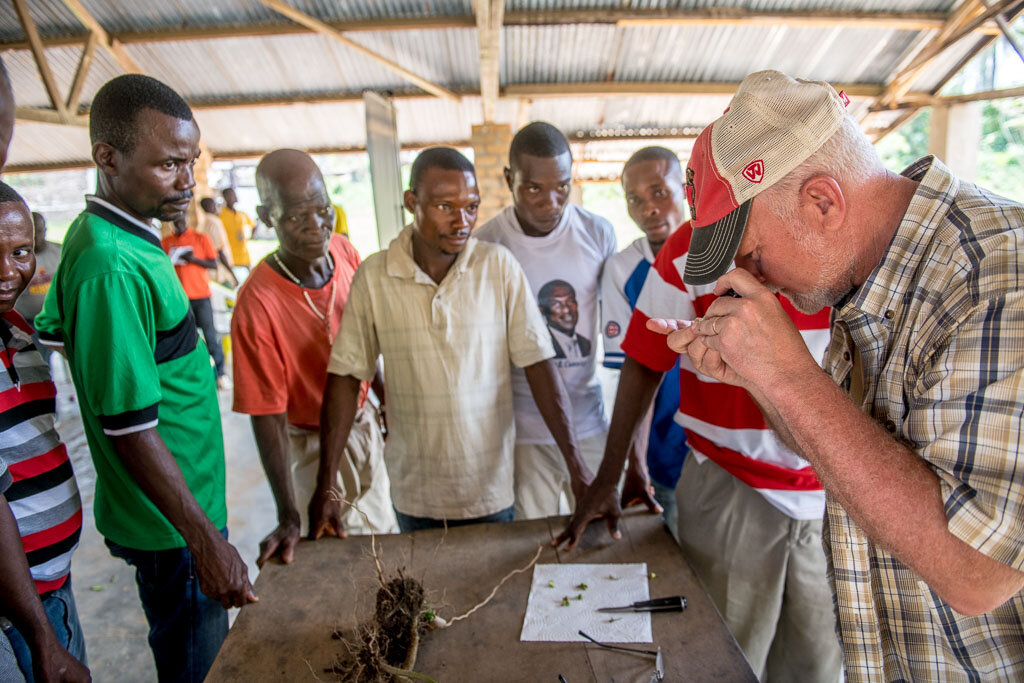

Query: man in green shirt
<box><xmin>35</xmin><ymin>74</ymin><xmax>256</xmax><ymax>682</ymax></box>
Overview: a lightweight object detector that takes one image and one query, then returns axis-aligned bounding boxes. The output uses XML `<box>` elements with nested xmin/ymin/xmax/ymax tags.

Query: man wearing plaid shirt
<box><xmin>599</xmin><ymin>70</ymin><xmax>1024</xmax><ymax>680</ymax></box>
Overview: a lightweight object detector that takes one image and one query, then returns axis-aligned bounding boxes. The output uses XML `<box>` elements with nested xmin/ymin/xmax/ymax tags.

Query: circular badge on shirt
<box><xmin>605</xmin><ymin>321</ymin><xmax>621</xmax><ymax>338</ymax></box>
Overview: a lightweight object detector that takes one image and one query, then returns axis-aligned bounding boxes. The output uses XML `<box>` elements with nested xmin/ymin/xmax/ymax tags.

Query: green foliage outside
<box><xmin>875</xmin><ymin>99</ymin><xmax>1024</xmax><ymax>202</ymax></box>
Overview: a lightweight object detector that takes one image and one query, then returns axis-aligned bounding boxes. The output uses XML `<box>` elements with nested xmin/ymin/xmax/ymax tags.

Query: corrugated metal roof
<box><xmin>508</xmin><ymin>0</ymin><xmax>957</xmax><ymax>12</ymax></box>
<box><xmin>1</xmin><ymin>0</ymin><xmax>1012</xmax><ymax>171</ymax></box>
<box><xmin>0</xmin><ymin>0</ymin><xmax>474</xmax><ymax>40</ymax></box>
<box><xmin>6</xmin><ymin>119</ymin><xmax>90</xmax><ymax>167</ymax></box>
<box><xmin>4</xmin><ymin>46</ymin><xmax>124</xmax><ymax>109</ymax></box>
<box><xmin>503</xmin><ymin>23</ymin><xmax>922</xmax><ymax>85</ymax></box>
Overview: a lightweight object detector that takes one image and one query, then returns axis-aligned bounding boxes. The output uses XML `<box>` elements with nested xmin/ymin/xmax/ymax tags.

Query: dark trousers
<box><xmin>189</xmin><ymin>297</ymin><xmax>224</xmax><ymax>377</ymax></box>
<box><xmin>106</xmin><ymin>530</ymin><xmax>229</xmax><ymax>683</ymax></box>
<box><xmin>394</xmin><ymin>505</ymin><xmax>514</xmax><ymax>532</ymax></box>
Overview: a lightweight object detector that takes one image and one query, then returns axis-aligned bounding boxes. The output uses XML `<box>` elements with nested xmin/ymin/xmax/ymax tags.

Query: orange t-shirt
<box><xmin>161</xmin><ymin>229</ymin><xmax>217</xmax><ymax>300</ymax></box>
<box><xmin>231</xmin><ymin>235</ymin><xmax>367</xmax><ymax>429</ymax></box>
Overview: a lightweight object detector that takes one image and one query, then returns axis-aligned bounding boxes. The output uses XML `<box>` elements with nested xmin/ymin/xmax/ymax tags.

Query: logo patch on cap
<box><xmin>742</xmin><ymin>160</ymin><xmax>764</xmax><ymax>184</ymax></box>
<box><xmin>685</xmin><ymin>167</ymin><xmax>697</xmax><ymax>221</ymax></box>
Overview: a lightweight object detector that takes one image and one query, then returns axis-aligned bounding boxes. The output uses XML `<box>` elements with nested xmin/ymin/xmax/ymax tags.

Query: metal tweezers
<box><xmin>578</xmin><ymin>630</ymin><xmax>664</xmax><ymax>681</ymax></box>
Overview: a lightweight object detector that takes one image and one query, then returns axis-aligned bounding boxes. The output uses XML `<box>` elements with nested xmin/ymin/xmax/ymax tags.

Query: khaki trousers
<box><xmin>288</xmin><ymin>404</ymin><xmax>397</xmax><ymax>535</ymax></box>
<box><xmin>513</xmin><ymin>430</ymin><xmax>608</xmax><ymax>520</ymax></box>
<box><xmin>675</xmin><ymin>457</ymin><xmax>842</xmax><ymax>682</ymax></box>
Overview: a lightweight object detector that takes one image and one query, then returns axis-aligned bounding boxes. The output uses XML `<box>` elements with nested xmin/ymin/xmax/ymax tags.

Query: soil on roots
<box><xmin>376</xmin><ymin>573</ymin><xmax>425</xmax><ymax>666</ymax></box>
<box><xmin>331</xmin><ymin>570</ymin><xmax>427</xmax><ymax>681</ymax></box>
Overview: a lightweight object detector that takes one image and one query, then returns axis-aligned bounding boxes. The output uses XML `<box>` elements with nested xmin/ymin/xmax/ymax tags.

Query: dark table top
<box><xmin>207</xmin><ymin>509</ymin><xmax>755</xmax><ymax>682</ymax></box>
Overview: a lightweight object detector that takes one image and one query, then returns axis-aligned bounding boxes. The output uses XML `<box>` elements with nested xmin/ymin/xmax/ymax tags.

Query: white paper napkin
<box><xmin>520</xmin><ymin>563</ymin><xmax>652</xmax><ymax>643</ymax></box>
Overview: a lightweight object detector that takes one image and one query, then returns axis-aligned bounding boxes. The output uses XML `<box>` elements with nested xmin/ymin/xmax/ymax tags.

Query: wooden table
<box><xmin>207</xmin><ymin>509</ymin><xmax>754</xmax><ymax>682</ymax></box>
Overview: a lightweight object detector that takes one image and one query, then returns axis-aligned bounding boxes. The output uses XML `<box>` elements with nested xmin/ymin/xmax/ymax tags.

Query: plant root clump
<box><xmin>331</xmin><ymin>570</ymin><xmax>432</xmax><ymax>682</ymax></box>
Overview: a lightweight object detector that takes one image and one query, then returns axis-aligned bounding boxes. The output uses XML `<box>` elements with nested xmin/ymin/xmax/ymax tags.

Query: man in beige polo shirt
<box><xmin>310</xmin><ymin>147</ymin><xmax>615</xmax><ymax>533</ymax></box>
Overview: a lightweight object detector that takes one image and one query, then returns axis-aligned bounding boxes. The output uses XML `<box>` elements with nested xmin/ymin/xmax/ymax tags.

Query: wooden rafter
<box><xmin>0</xmin><ymin>8</ymin><xmax>1003</xmax><ymax>52</ymax></box>
<box><xmin>12</xmin><ymin>0</ymin><xmax>67</xmax><ymax>119</ymax></box>
<box><xmin>874</xmin><ymin>0</ymin><xmax>1022</xmax><ymax>110</ymax></box>
<box><xmin>60</xmin><ymin>0</ymin><xmax>142</xmax><ymax>73</ymax></box>
<box><xmin>14</xmin><ymin>106</ymin><xmax>87</xmax><ymax>126</ymax></box>
<box><xmin>257</xmin><ymin>0</ymin><xmax>459</xmax><ymax>101</ymax></box>
<box><xmin>65</xmin><ymin>31</ymin><xmax>98</xmax><ymax>114</ymax></box>
<box><xmin>475</xmin><ymin>0</ymin><xmax>505</xmax><ymax>122</ymax></box>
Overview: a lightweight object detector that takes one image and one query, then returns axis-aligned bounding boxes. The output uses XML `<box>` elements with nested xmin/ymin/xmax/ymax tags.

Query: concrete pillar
<box><xmin>471</xmin><ymin>123</ymin><xmax>513</xmax><ymax>224</ymax></box>
<box><xmin>928</xmin><ymin>102</ymin><xmax>982</xmax><ymax>183</ymax></box>
<box><xmin>188</xmin><ymin>140</ymin><xmax>214</xmax><ymax>229</ymax></box>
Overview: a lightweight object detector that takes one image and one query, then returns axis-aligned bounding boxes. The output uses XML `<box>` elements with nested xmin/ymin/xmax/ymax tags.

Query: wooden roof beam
<box><xmin>0</xmin><ymin>8</ymin><xmax>1003</xmax><ymax>52</ymax></box>
<box><xmin>475</xmin><ymin>0</ymin><xmax>504</xmax><ymax>122</ymax></box>
<box><xmin>12</xmin><ymin>0</ymin><xmax>67</xmax><ymax>119</ymax></box>
<box><xmin>256</xmin><ymin>0</ymin><xmax>459</xmax><ymax>101</ymax></box>
<box><xmin>59</xmin><ymin>0</ymin><xmax>142</xmax><ymax>73</ymax></box>
<box><xmin>873</xmin><ymin>0</ymin><xmax>1022</xmax><ymax>110</ymax></box>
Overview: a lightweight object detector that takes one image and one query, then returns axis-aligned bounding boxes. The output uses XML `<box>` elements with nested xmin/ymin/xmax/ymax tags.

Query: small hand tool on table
<box><xmin>578</xmin><ymin>631</ymin><xmax>664</xmax><ymax>681</ymax></box>
<box><xmin>596</xmin><ymin>595</ymin><xmax>686</xmax><ymax>613</ymax></box>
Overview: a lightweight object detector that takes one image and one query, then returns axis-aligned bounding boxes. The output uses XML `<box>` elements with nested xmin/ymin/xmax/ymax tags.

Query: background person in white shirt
<box><xmin>475</xmin><ymin>121</ymin><xmax>617</xmax><ymax>520</ymax></box>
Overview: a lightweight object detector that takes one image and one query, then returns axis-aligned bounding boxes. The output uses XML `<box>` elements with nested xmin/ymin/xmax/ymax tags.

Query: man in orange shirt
<box><xmin>162</xmin><ymin>217</ymin><xmax>229</xmax><ymax>389</ymax></box>
<box><xmin>231</xmin><ymin>149</ymin><xmax>394</xmax><ymax>567</ymax></box>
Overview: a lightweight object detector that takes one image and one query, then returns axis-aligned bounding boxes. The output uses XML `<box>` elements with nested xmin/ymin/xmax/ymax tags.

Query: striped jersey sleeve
<box><xmin>0</xmin><ymin>312</ymin><xmax>82</xmax><ymax>593</ymax></box>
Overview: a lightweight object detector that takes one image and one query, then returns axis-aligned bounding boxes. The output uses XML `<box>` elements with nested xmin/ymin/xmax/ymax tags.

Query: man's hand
<box><xmin>568</xmin><ymin>465</ymin><xmax>595</xmax><ymax>506</ymax></box>
<box><xmin>256</xmin><ymin>521</ymin><xmax>301</xmax><ymax>568</ymax></box>
<box><xmin>308</xmin><ymin>486</ymin><xmax>347</xmax><ymax>540</ymax></box>
<box><xmin>620</xmin><ymin>454</ymin><xmax>662</xmax><ymax>513</ymax></box>
<box><xmin>191</xmin><ymin>533</ymin><xmax>258</xmax><ymax>609</ymax></box>
<box><xmin>32</xmin><ymin>639</ymin><xmax>90</xmax><ymax>683</ymax></box>
<box><xmin>554</xmin><ymin>481</ymin><xmax>622</xmax><ymax>551</ymax></box>
<box><xmin>648</xmin><ymin>269</ymin><xmax>818</xmax><ymax>395</ymax></box>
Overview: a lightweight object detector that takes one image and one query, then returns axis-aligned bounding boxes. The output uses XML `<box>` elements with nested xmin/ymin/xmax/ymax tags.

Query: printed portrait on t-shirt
<box><xmin>537</xmin><ymin>279</ymin><xmax>592</xmax><ymax>360</ymax></box>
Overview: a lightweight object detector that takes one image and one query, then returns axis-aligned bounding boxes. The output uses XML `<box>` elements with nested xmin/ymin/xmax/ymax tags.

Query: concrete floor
<box><xmin>56</xmin><ymin>362</ymin><xmax>276</xmax><ymax>682</ymax></box>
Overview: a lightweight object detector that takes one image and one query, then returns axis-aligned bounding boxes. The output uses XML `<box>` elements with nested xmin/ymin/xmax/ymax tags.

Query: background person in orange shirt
<box><xmin>219</xmin><ymin>187</ymin><xmax>253</xmax><ymax>274</ymax></box>
<box><xmin>231</xmin><ymin>149</ymin><xmax>395</xmax><ymax>567</ymax></box>
<box><xmin>162</xmin><ymin>217</ymin><xmax>230</xmax><ymax>389</ymax></box>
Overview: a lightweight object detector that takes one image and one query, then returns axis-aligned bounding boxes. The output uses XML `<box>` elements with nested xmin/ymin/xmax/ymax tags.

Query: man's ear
<box><xmin>92</xmin><ymin>142</ymin><xmax>119</xmax><ymax>178</ymax></box>
<box><xmin>403</xmin><ymin>189</ymin><xmax>417</xmax><ymax>215</ymax></box>
<box><xmin>503</xmin><ymin>166</ymin><xmax>514</xmax><ymax>193</ymax></box>
<box><xmin>255</xmin><ymin>204</ymin><xmax>271</xmax><ymax>226</ymax></box>
<box><xmin>800</xmin><ymin>175</ymin><xmax>846</xmax><ymax>234</ymax></box>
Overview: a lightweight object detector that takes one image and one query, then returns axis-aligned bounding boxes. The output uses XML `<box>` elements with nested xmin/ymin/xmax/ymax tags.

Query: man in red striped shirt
<box><xmin>0</xmin><ymin>181</ymin><xmax>89</xmax><ymax>681</ymax></box>
<box><xmin>560</xmin><ymin>217</ymin><xmax>841</xmax><ymax>676</ymax></box>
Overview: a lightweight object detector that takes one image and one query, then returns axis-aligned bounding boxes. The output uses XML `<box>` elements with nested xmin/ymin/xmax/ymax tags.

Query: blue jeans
<box><xmin>106</xmin><ymin>530</ymin><xmax>229</xmax><ymax>683</ymax></box>
<box><xmin>395</xmin><ymin>506</ymin><xmax>514</xmax><ymax>532</ymax></box>
<box><xmin>3</xmin><ymin>577</ymin><xmax>87</xmax><ymax>682</ymax></box>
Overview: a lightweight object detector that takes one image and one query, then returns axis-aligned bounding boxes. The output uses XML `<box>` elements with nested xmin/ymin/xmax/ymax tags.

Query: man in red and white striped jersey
<box><xmin>560</xmin><ymin>217</ymin><xmax>841</xmax><ymax>680</ymax></box>
<box><xmin>0</xmin><ymin>182</ymin><xmax>89</xmax><ymax>681</ymax></box>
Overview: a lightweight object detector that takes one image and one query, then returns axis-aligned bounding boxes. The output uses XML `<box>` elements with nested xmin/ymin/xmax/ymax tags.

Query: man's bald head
<box><xmin>255</xmin><ymin>149</ymin><xmax>334</xmax><ymax>264</ymax></box>
<box><xmin>255</xmin><ymin>149</ymin><xmax>326</xmax><ymax>211</ymax></box>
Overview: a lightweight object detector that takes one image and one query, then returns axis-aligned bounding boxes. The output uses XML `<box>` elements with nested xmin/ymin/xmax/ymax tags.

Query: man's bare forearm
<box><xmin>524</xmin><ymin>360</ymin><xmax>586</xmax><ymax>480</ymax></box>
<box><xmin>251</xmin><ymin>414</ymin><xmax>299</xmax><ymax>525</ymax></box>
<box><xmin>0</xmin><ymin>496</ymin><xmax>60</xmax><ymax>652</ymax></box>
<box><xmin>317</xmin><ymin>374</ymin><xmax>362</xmax><ymax>493</ymax></box>
<box><xmin>597</xmin><ymin>357</ymin><xmax>663</xmax><ymax>486</ymax></box>
<box><xmin>766</xmin><ymin>365</ymin><xmax>1024</xmax><ymax>615</ymax></box>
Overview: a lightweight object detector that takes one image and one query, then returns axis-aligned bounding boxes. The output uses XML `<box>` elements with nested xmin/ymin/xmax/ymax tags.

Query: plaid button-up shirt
<box><xmin>823</xmin><ymin>156</ymin><xmax>1024</xmax><ymax>681</ymax></box>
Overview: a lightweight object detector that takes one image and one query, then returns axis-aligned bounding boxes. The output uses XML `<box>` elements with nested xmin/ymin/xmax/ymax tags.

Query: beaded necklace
<box><xmin>273</xmin><ymin>251</ymin><xmax>337</xmax><ymax>331</ymax></box>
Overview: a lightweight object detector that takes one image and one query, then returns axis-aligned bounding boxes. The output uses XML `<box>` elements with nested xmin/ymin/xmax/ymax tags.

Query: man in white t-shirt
<box><xmin>475</xmin><ymin>121</ymin><xmax>617</xmax><ymax>519</ymax></box>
